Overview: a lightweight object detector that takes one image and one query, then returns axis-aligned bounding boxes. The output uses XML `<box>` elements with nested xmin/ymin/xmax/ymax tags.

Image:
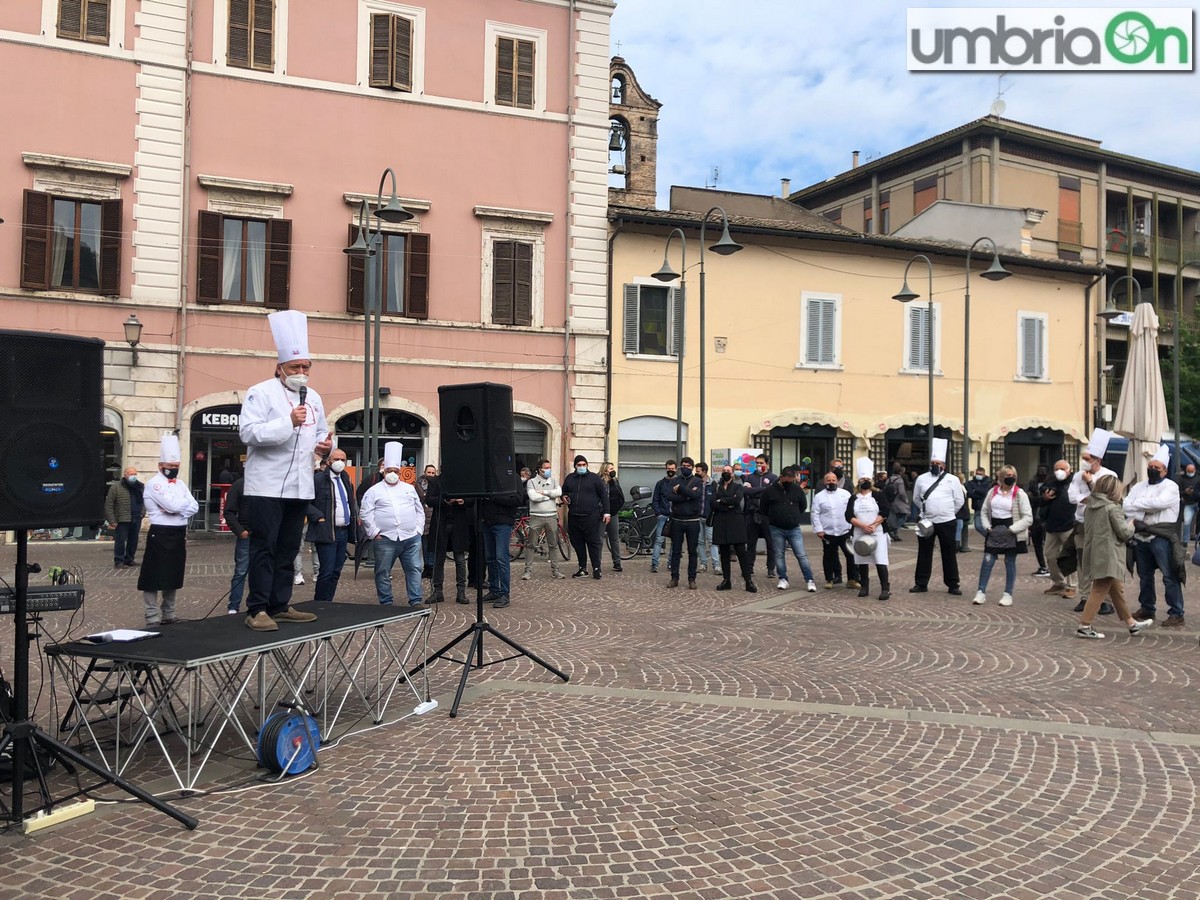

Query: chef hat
<box><xmin>1085</xmin><ymin>428</ymin><xmax>1112</xmax><ymax>459</ymax></box>
<box><xmin>931</xmin><ymin>438</ymin><xmax>948</xmax><ymax>463</ymax></box>
<box><xmin>159</xmin><ymin>433</ymin><xmax>181</xmax><ymax>463</ymax></box>
<box><xmin>855</xmin><ymin>457</ymin><xmax>874</xmax><ymax>480</ymax></box>
<box><xmin>383</xmin><ymin>441</ymin><xmax>404</xmax><ymax>469</ymax></box>
<box><xmin>268</xmin><ymin>310</ymin><xmax>310</xmax><ymax>363</ymax></box>
<box><xmin>1152</xmin><ymin>444</ymin><xmax>1171</xmax><ymax>466</ymax></box>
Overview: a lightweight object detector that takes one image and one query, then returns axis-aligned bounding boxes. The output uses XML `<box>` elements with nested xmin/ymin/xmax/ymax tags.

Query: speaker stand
<box><xmin>409</xmin><ymin>505</ymin><xmax>568</xmax><ymax>717</ymax></box>
<box><xmin>0</xmin><ymin>530</ymin><xmax>198</xmax><ymax>830</ymax></box>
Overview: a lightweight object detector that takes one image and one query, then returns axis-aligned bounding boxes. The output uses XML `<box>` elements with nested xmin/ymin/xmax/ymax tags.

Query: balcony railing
<box><xmin>1057</xmin><ymin>218</ymin><xmax>1083</xmax><ymax>248</ymax></box>
<box><xmin>1106</xmin><ymin>229</ymin><xmax>1200</xmax><ymax>264</ymax></box>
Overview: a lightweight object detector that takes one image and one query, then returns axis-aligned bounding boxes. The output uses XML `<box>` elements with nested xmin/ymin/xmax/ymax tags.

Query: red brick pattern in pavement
<box><xmin>0</xmin><ymin>533</ymin><xmax>1198</xmax><ymax>898</ymax></box>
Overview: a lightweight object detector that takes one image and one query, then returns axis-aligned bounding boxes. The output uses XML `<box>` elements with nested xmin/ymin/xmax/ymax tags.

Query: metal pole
<box><xmin>676</xmin><ymin>275</ymin><xmax>686</xmax><ymax>463</ymax></box>
<box><xmin>698</xmin><ymin>254</ymin><xmax>706</xmax><ymax>471</ymax></box>
<box><xmin>927</xmin><ymin>267</ymin><xmax>935</xmax><ymax>462</ymax></box>
<box><xmin>1174</xmin><ymin>261</ymin><xmax>1200</xmax><ymax>476</ymax></box>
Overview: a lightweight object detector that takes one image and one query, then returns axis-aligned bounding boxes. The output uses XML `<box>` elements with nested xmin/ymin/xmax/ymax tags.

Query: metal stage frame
<box><xmin>44</xmin><ymin>602</ymin><xmax>430</xmax><ymax>792</ymax></box>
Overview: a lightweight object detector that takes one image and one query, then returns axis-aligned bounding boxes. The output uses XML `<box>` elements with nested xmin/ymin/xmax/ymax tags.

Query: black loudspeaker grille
<box><xmin>437</xmin><ymin>382</ymin><xmax>516</xmax><ymax>498</ymax></box>
<box><xmin>0</xmin><ymin>331</ymin><xmax>105</xmax><ymax>529</ymax></box>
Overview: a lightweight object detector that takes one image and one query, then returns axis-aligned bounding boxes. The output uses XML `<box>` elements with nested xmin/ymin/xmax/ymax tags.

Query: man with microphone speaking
<box><xmin>238</xmin><ymin>311</ymin><xmax>331</xmax><ymax>632</ymax></box>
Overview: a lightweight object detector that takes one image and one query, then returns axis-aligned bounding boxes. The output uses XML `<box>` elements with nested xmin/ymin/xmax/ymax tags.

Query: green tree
<box><xmin>1160</xmin><ymin>317</ymin><xmax>1200</xmax><ymax>438</ymax></box>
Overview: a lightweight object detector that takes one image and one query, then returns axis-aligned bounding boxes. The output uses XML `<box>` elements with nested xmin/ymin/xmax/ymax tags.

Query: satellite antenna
<box><xmin>989</xmin><ymin>73</ymin><xmax>1011</xmax><ymax>117</ymax></box>
<box><xmin>989</xmin><ymin>99</ymin><xmax>1007</xmax><ymax>116</ymax></box>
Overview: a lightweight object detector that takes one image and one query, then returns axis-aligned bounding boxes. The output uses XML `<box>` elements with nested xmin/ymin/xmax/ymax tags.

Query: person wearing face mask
<box><xmin>812</xmin><ymin>471</ymin><xmax>855</xmax><ymax>589</ymax></box>
<box><xmin>1175</xmin><ymin>461</ymin><xmax>1199</xmax><ymax>542</ymax></box>
<box><xmin>965</xmin><ymin>467</ymin><xmax>993</xmax><ymax>540</ymax></box>
<box><xmin>885</xmin><ymin>462</ymin><xmax>910</xmax><ymax>539</ymax></box>
<box><xmin>665</xmin><ymin>457</ymin><xmax>705</xmax><ymax>589</ymax></box>
<box><xmin>418</xmin><ymin>464</ymin><xmax>440</xmax><ymax>580</ymax></box>
<box><xmin>973</xmin><ymin>464</ymin><xmax>1033</xmax><ymax>607</ymax></box>
<box><xmin>524</xmin><ymin>458</ymin><xmax>566</xmax><ymax>581</ymax></box>
<box><xmin>1068</xmin><ymin>428</ymin><xmax>1118</xmax><ymax>610</ymax></box>
<box><xmin>742</xmin><ymin>455</ymin><xmax>779</xmax><ymax>579</ymax></box>
<box><xmin>304</xmin><ymin>447</ymin><xmax>358</xmax><ymax>603</ymax></box>
<box><xmin>238</xmin><ymin>311</ymin><xmax>329</xmax><ymax>632</ymax></box>
<box><xmin>561</xmin><ymin>454</ymin><xmax>610</xmax><ymax>579</ymax></box>
<box><xmin>1025</xmin><ymin>465</ymin><xmax>1051</xmax><ymax>577</ymax></box>
<box><xmin>760</xmin><ymin>466</ymin><xmax>817</xmax><ymax>592</ymax></box>
<box><xmin>138</xmin><ymin>435</ymin><xmax>199</xmax><ymax>627</ymax></box>
<box><xmin>360</xmin><ymin>442</ymin><xmax>427</xmax><ymax>610</ymax></box>
<box><xmin>1040</xmin><ymin>459</ymin><xmax>1079</xmax><ymax>600</ymax></box>
<box><xmin>712</xmin><ymin>465</ymin><xmax>756</xmax><ymax>592</ymax></box>
<box><xmin>601</xmin><ymin>462</ymin><xmax>626</xmax><ymax>573</ymax></box>
<box><xmin>649</xmin><ymin>460</ymin><xmax>677</xmax><ymax>574</ymax></box>
<box><xmin>1124</xmin><ymin>444</ymin><xmax>1184</xmax><ymax>628</ymax></box>
<box><xmin>828</xmin><ymin>459</ymin><xmax>853</xmax><ymax>494</ymax></box>
<box><xmin>846</xmin><ymin>458</ymin><xmax>891</xmax><ymax>601</ymax></box>
<box><xmin>910</xmin><ymin>439</ymin><xmax>966</xmax><ymax>595</ymax></box>
<box><xmin>104</xmin><ymin>466</ymin><xmax>145</xmax><ymax>569</ymax></box>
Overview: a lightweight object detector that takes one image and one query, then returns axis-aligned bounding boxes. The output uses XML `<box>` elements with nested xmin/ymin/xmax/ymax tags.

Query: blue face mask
<box><xmin>576</xmin><ymin>466</ymin><xmax>587</xmax><ymax>475</ymax></box>
<box><xmin>541</xmin><ymin>469</ymin><xmax>552</xmax><ymax>479</ymax></box>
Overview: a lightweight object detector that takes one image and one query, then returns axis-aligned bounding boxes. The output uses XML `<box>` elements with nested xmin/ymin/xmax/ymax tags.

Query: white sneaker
<box><xmin>777</xmin><ymin>578</ymin><xmax>789</xmax><ymax>590</ymax></box>
<box><xmin>972</xmin><ymin>591</ymin><xmax>986</xmax><ymax>605</ymax></box>
<box><xmin>806</xmin><ymin>580</ymin><xmax>817</xmax><ymax>593</ymax></box>
<box><xmin>521</xmin><ymin>571</ymin><xmax>533</xmax><ymax>580</ymax></box>
<box><xmin>226</xmin><ymin>609</ymin><xmax>239</xmax><ymax>616</ymax></box>
<box><xmin>293</xmin><ymin>574</ymin><xmax>305</xmax><ymax>586</ymax></box>
<box><xmin>1129</xmin><ymin>618</ymin><xmax>1154</xmax><ymax>635</ymax></box>
<box><xmin>998</xmin><ymin>593</ymin><xmax>1013</xmax><ymax>607</ymax></box>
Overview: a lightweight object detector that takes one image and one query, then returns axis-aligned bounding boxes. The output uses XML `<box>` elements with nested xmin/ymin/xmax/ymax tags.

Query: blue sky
<box><xmin>608</xmin><ymin>1</ymin><xmax>1200</xmax><ymax>207</ymax></box>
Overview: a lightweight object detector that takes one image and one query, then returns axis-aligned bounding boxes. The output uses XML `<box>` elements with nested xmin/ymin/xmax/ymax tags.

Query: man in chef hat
<box><xmin>1067</xmin><ymin>427</ymin><xmax>1118</xmax><ymax>613</ymax></box>
<box><xmin>359</xmin><ymin>441</ymin><xmax>427</xmax><ymax>610</ymax></box>
<box><xmin>1123</xmin><ymin>443</ymin><xmax>1184</xmax><ymax>627</ymax></box>
<box><xmin>910</xmin><ymin>437</ymin><xmax>966</xmax><ymax>595</ymax></box>
<box><xmin>138</xmin><ymin>433</ymin><xmax>199</xmax><ymax>626</ymax></box>
<box><xmin>238</xmin><ymin>310</ymin><xmax>331</xmax><ymax>632</ymax></box>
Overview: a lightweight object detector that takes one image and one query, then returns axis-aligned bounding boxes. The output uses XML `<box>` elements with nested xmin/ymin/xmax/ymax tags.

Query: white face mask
<box><xmin>383</xmin><ymin>471</ymin><xmax>400</xmax><ymax>485</ymax></box>
<box><xmin>330</xmin><ymin>460</ymin><xmax>346</xmax><ymax>473</ymax></box>
<box><xmin>1054</xmin><ymin>469</ymin><xmax>1069</xmax><ymax>481</ymax></box>
<box><xmin>284</xmin><ymin>373</ymin><xmax>309</xmax><ymax>392</ymax></box>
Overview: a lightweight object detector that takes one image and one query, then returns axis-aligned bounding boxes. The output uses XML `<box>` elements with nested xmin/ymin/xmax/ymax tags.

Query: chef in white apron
<box><xmin>847</xmin><ymin>456</ymin><xmax>891</xmax><ymax>601</ymax></box>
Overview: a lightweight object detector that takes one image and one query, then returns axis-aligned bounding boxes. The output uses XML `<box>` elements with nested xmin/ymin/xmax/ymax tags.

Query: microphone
<box><xmin>298</xmin><ymin>385</ymin><xmax>307</xmax><ymax>408</ymax></box>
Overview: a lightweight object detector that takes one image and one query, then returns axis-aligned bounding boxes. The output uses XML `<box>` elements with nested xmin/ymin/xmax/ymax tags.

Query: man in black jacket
<box><xmin>306</xmin><ymin>448</ymin><xmax>359</xmax><ymax>603</ymax></box>
<box><xmin>666</xmin><ymin>456</ymin><xmax>704</xmax><ymax>589</ymax></box>
<box><xmin>741</xmin><ymin>454</ymin><xmax>778</xmax><ymax>579</ymax></box>
<box><xmin>1026</xmin><ymin>464</ymin><xmax>1051</xmax><ymax>576</ymax></box>
<box><xmin>561</xmin><ymin>454</ymin><xmax>609</xmax><ymax>579</ymax></box>
<box><xmin>224</xmin><ymin>477</ymin><xmax>250</xmax><ymax>614</ymax></box>
<box><xmin>1040</xmin><ymin>459</ymin><xmax>1078</xmax><ymax>600</ymax></box>
<box><xmin>761</xmin><ymin>466</ymin><xmax>816</xmax><ymax>591</ymax></box>
<box><xmin>649</xmin><ymin>460</ymin><xmax>677</xmax><ymax>574</ymax></box>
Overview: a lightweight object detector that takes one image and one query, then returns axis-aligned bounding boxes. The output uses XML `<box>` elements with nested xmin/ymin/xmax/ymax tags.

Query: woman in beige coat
<box><xmin>1077</xmin><ymin>475</ymin><xmax>1154</xmax><ymax>639</ymax></box>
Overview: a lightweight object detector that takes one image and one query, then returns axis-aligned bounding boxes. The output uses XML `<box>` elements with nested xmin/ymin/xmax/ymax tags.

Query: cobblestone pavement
<box><xmin>2</xmin><ymin>531</ymin><xmax>1200</xmax><ymax>899</ymax></box>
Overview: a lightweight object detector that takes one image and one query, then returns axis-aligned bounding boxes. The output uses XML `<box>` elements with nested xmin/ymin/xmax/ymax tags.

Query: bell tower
<box><xmin>608</xmin><ymin>57</ymin><xmax>661</xmax><ymax>209</ymax></box>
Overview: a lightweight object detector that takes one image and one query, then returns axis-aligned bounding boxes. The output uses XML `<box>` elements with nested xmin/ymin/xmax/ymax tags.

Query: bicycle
<box><xmin>509</xmin><ymin>514</ymin><xmax>571</xmax><ymax>562</ymax></box>
<box><xmin>614</xmin><ymin>499</ymin><xmax>658</xmax><ymax>559</ymax></box>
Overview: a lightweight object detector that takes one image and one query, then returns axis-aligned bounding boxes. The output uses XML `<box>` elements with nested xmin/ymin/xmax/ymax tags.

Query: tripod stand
<box><xmin>410</xmin><ymin>504</ymin><xmax>568</xmax><ymax>717</ymax></box>
<box><xmin>0</xmin><ymin>530</ymin><xmax>197</xmax><ymax>829</ymax></box>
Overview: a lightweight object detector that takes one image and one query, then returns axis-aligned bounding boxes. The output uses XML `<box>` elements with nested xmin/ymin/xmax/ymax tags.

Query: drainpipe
<box><xmin>604</xmin><ymin>218</ymin><xmax>624</xmax><ymax>460</ymax></box>
<box><xmin>560</xmin><ymin>0</ymin><xmax>577</xmax><ymax>469</ymax></box>
<box><xmin>175</xmin><ymin>0</ymin><xmax>196</xmax><ymax>430</ymax></box>
<box><xmin>1083</xmin><ymin>272</ymin><xmax>1104</xmax><ymax>434</ymax></box>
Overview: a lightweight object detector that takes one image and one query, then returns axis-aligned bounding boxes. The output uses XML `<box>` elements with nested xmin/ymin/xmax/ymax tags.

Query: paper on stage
<box><xmin>85</xmin><ymin>629</ymin><xmax>160</xmax><ymax>643</ymax></box>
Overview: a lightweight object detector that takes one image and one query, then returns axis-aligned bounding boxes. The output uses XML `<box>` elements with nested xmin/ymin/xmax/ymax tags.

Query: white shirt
<box><xmin>526</xmin><ymin>473</ymin><xmax>562</xmax><ymax>516</ymax></box>
<box><xmin>143</xmin><ymin>473</ymin><xmax>199</xmax><ymax>526</ymax></box>
<box><xmin>1123</xmin><ymin>478</ymin><xmax>1180</xmax><ymax>535</ymax></box>
<box><xmin>1069</xmin><ymin>466</ymin><xmax>1116</xmax><ymax>523</ymax></box>
<box><xmin>360</xmin><ymin>480</ymin><xmax>425</xmax><ymax>541</ymax></box>
<box><xmin>328</xmin><ymin>471</ymin><xmax>351</xmax><ymax>527</ymax></box>
<box><xmin>912</xmin><ymin>470</ymin><xmax>965</xmax><ymax>523</ymax></box>
<box><xmin>239</xmin><ymin>377</ymin><xmax>329</xmax><ymax>500</ymax></box>
<box><xmin>812</xmin><ymin>487</ymin><xmax>852</xmax><ymax>536</ymax></box>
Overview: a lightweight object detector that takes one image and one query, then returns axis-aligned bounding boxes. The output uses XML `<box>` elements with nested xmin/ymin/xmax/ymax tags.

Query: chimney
<box><xmin>780</xmin><ymin>177</ymin><xmax>791</xmax><ymax>198</ymax></box>
<box><xmin>852</xmin><ymin>150</ymin><xmax>860</xmax><ymax>169</ymax></box>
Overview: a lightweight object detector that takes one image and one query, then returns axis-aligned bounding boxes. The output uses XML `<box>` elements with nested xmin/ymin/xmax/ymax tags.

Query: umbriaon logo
<box><xmin>907</xmin><ymin>8</ymin><xmax>1193</xmax><ymax>71</ymax></box>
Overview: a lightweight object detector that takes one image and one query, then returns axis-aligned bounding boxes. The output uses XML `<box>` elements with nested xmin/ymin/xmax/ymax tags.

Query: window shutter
<box><xmin>251</xmin><ymin>0</ymin><xmax>273</xmax><ymax>70</ymax></box>
<box><xmin>346</xmin><ymin>224</ymin><xmax>366</xmax><ymax>314</ymax></box>
<box><xmin>806</xmin><ymin>297</ymin><xmax>836</xmax><ymax>365</ymax></box>
<box><xmin>228</xmin><ymin>0</ymin><xmax>250</xmax><ymax>66</ymax></box>
<box><xmin>20</xmin><ymin>190</ymin><xmax>52</xmax><ymax>290</ymax></box>
<box><xmin>369</xmin><ymin>13</ymin><xmax>393</xmax><ymax>87</ymax></box>
<box><xmin>513</xmin><ymin>242</ymin><xmax>532</xmax><ymax>326</ymax></box>
<box><xmin>100</xmin><ymin>198</ymin><xmax>122</xmax><ymax>296</ymax></box>
<box><xmin>515</xmin><ymin>39</ymin><xmax>535</xmax><ymax>109</ymax></box>
<box><xmin>492</xmin><ymin>241</ymin><xmax>514</xmax><ymax>324</ymax></box>
<box><xmin>496</xmin><ymin>37</ymin><xmax>515</xmax><ymax>106</ymax></box>
<box><xmin>1021</xmin><ymin>317</ymin><xmax>1044</xmax><ymax>378</ymax></box>
<box><xmin>623</xmin><ymin>284</ymin><xmax>639</xmax><ymax>354</ymax></box>
<box><xmin>669</xmin><ymin>285</ymin><xmax>684</xmax><ymax>357</ymax></box>
<box><xmin>197</xmin><ymin>210</ymin><xmax>223</xmax><ymax>303</ymax></box>
<box><xmin>819</xmin><ymin>300</ymin><xmax>836</xmax><ymax>364</ymax></box>
<box><xmin>393</xmin><ymin>16</ymin><xmax>413</xmax><ymax>91</ymax></box>
<box><xmin>265</xmin><ymin>217</ymin><xmax>291</xmax><ymax>309</ymax></box>
<box><xmin>908</xmin><ymin>306</ymin><xmax>928</xmax><ymax>370</ymax></box>
<box><xmin>58</xmin><ymin>0</ymin><xmax>83</xmax><ymax>40</ymax></box>
<box><xmin>84</xmin><ymin>0</ymin><xmax>110</xmax><ymax>42</ymax></box>
<box><xmin>405</xmin><ymin>232</ymin><xmax>429</xmax><ymax>319</ymax></box>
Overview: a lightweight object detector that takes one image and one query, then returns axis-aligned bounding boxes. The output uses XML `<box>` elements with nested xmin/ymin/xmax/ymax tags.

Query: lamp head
<box><xmin>651</xmin><ymin>257</ymin><xmax>680</xmax><ymax>282</ymax></box>
<box><xmin>123</xmin><ymin>314</ymin><xmax>143</xmax><ymax>345</ymax></box>
<box><xmin>892</xmin><ymin>280</ymin><xmax>919</xmax><ymax>303</ymax></box>
<box><xmin>343</xmin><ymin>229</ymin><xmax>374</xmax><ymax>257</ymax></box>
<box><xmin>980</xmin><ymin>255</ymin><xmax>1011</xmax><ymax>281</ymax></box>
<box><xmin>375</xmin><ymin>192</ymin><xmax>414</xmax><ymax>224</ymax></box>
<box><xmin>1097</xmin><ymin>299</ymin><xmax>1123</xmax><ymax>321</ymax></box>
<box><xmin>708</xmin><ymin>221</ymin><xmax>742</xmax><ymax>256</ymax></box>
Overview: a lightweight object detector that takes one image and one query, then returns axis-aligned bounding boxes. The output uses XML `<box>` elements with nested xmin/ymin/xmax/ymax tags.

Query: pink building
<box><xmin>0</xmin><ymin>0</ymin><xmax>613</xmax><ymax>529</ymax></box>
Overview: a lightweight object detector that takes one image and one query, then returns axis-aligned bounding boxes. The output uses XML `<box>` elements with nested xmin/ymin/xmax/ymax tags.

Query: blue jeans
<box><xmin>973</xmin><ymin>511</ymin><xmax>987</xmax><ymax>537</ymax></box>
<box><xmin>651</xmin><ymin>514</ymin><xmax>669</xmax><ymax>567</ymax></box>
<box><xmin>770</xmin><ymin>525</ymin><xmax>814</xmax><ymax>584</ymax></box>
<box><xmin>373</xmin><ymin>535</ymin><xmax>424</xmax><ymax>606</ymax></box>
<box><xmin>701</xmin><ymin>523</ymin><xmax>719</xmax><ymax>571</ymax></box>
<box><xmin>113</xmin><ymin>520</ymin><xmax>140</xmax><ymax>565</ymax></box>
<box><xmin>228</xmin><ymin>535</ymin><xmax>250</xmax><ymax>611</ymax></box>
<box><xmin>1183</xmin><ymin>504</ymin><xmax>1196</xmax><ymax>541</ymax></box>
<box><xmin>668</xmin><ymin>520</ymin><xmax>701</xmax><ymax>580</ymax></box>
<box><xmin>977</xmin><ymin>552</ymin><xmax>1016</xmax><ymax>593</ymax></box>
<box><xmin>483</xmin><ymin>523</ymin><xmax>513</xmax><ymax>599</ymax></box>
<box><xmin>1134</xmin><ymin>536</ymin><xmax>1184</xmax><ymax>619</ymax></box>
<box><xmin>313</xmin><ymin>527</ymin><xmax>350</xmax><ymax>602</ymax></box>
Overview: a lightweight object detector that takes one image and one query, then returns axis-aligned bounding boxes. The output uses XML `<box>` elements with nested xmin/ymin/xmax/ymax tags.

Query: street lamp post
<box><xmin>962</xmin><ymin>237</ymin><xmax>1011</xmax><ymax>477</ymax></box>
<box><xmin>1169</xmin><ymin>262</ymin><xmax>1200</xmax><ymax>472</ymax></box>
<box><xmin>697</xmin><ymin>207</ymin><xmax>742</xmax><ymax>471</ymax></box>
<box><xmin>892</xmin><ymin>254</ymin><xmax>936</xmax><ymax>465</ymax></box>
<box><xmin>344</xmin><ymin>168</ymin><xmax>414</xmax><ymax>471</ymax></box>
<box><xmin>1097</xmin><ymin>274</ymin><xmax>1145</xmax><ymax>434</ymax></box>
<box><xmin>651</xmin><ymin>228</ymin><xmax>688</xmax><ymax>462</ymax></box>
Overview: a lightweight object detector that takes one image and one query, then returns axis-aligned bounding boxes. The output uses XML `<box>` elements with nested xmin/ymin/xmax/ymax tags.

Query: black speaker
<box><xmin>438</xmin><ymin>382</ymin><xmax>516</xmax><ymax>498</ymax></box>
<box><xmin>0</xmin><ymin>330</ymin><xmax>106</xmax><ymax>529</ymax></box>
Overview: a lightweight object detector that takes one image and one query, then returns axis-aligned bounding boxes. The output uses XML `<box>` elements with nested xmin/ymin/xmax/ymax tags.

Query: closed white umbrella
<box><xmin>1112</xmin><ymin>302</ymin><xmax>1169</xmax><ymax>484</ymax></box>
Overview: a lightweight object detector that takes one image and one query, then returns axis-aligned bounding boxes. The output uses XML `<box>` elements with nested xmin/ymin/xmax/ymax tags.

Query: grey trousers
<box><xmin>524</xmin><ymin>515</ymin><xmax>562</xmax><ymax>576</ymax></box>
<box><xmin>143</xmin><ymin>589</ymin><xmax>177</xmax><ymax>625</ymax></box>
<box><xmin>1044</xmin><ymin>528</ymin><xmax>1077</xmax><ymax>590</ymax></box>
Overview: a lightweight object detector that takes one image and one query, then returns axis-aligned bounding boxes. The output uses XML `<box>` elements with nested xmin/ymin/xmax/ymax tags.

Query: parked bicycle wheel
<box><xmin>555</xmin><ymin>524</ymin><xmax>571</xmax><ymax>561</ymax></box>
<box><xmin>617</xmin><ymin>521</ymin><xmax>641</xmax><ymax>559</ymax></box>
<box><xmin>509</xmin><ymin>524</ymin><xmax>527</xmax><ymax>561</ymax></box>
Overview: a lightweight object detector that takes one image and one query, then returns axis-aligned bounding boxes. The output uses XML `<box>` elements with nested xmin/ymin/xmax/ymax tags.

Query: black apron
<box><xmin>138</xmin><ymin>524</ymin><xmax>188</xmax><ymax>591</ymax></box>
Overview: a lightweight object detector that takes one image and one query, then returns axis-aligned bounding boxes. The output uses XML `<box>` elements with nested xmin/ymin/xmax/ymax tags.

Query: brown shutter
<box><xmin>369</xmin><ymin>13</ymin><xmax>394</xmax><ymax>87</ymax></box>
<box><xmin>197</xmin><ymin>210</ymin><xmax>223</xmax><ymax>303</ymax></box>
<box><xmin>21</xmin><ymin>190</ymin><xmax>52</xmax><ymax>290</ymax></box>
<box><xmin>492</xmin><ymin>241</ymin><xmax>514</xmax><ymax>324</ymax></box>
<box><xmin>84</xmin><ymin>0</ymin><xmax>110</xmax><ymax>43</ymax></box>
<box><xmin>58</xmin><ymin>0</ymin><xmax>84</xmax><ymax>40</ymax></box>
<box><xmin>251</xmin><ymin>0</ymin><xmax>273</xmax><ymax>70</ymax></box>
<box><xmin>393</xmin><ymin>16</ymin><xmax>413</xmax><ymax>91</ymax></box>
<box><xmin>346</xmin><ymin>223</ymin><xmax>367</xmax><ymax>314</ymax></box>
<box><xmin>405</xmin><ymin>232</ymin><xmax>429</xmax><ymax>319</ymax></box>
<box><xmin>496</xmin><ymin>37</ymin><xmax>515</xmax><ymax>106</ymax></box>
<box><xmin>100</xmin><ymin>197</ymin><xmax>122</xmax><ymax>296</ymax></box>
<box><xmin>515</xmin><ymin>40</ymin><xmax>534</xmax><ymax>109</ymax></box>
<box><xmin>265</xmin><ymin>217</ymin><xmax>291</xmax><ymax>309</ymax></box>
<box><xmin>513</xmin><ymin>242</ymin><xmax>532</xmax><ymax>326</ymax></box>
<box><xmin>228</xmin><ymin>0</ymin><xmax>250</xmax><ymax>66</ymax></box>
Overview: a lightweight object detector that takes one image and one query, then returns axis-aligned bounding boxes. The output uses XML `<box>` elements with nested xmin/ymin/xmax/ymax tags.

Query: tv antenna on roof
<box><xmin>989</xmin><ymin>74</ymin><xmax>1011</xmax><ymax>117</ymax></box>
<box><xmin>706</xmin><ymin>166</ymin><xmax>720</xmax><ymax>189</ymax></box>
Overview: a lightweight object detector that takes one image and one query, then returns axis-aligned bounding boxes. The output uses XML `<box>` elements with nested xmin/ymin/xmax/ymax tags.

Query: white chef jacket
<box><xmin>811</xmin><ymin>487</ymin><xmax>852</xmax><ymax>537</ymax></box>
<box><xmin>912</xmin><ymin>470</ymin><xmax>965</xmax><ymax>524</ymax></box>
<box><xmin>239</xmin><ymin>377</ymin><xmax>328</xmax><ymax>499</ymax></box>
<box><xmin>143</xmin><ymin>473</ymin><xmax>199</xmax><ymax>526</ymax></box>
<box><xmin>360</xmin><ymin>480</ymin><xmax>425</xmax><ymax>541</ymax></box>
<box><xmin>1123</xmin><ymin>478</ymin><xmax>1180</xmax><ymax>537</ymax></box>
<box><xmin>1068</xmin><ymin>466</ymin><xmax>1116</xmax><ymax>523</ymax></box>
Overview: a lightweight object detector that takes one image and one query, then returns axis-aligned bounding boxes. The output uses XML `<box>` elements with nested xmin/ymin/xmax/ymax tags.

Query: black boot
<box><xmin>857</xmin><ymin>565</ymin><xmax>870</xmax><ymax>598</ymax></box>
<box><xmin>429</xmin><ymin>587</ymin><xmax>445</xmax><ymax>604</ymax></box>
<box><xmin>716</xmin><ymin>578</ymin><xmax>732</xmax><ymax>591</ymax></box>
<box><xmin>455</xmin><ymin>587</ymin><xmax>468</xmax><ymax>604</ymax></box>
<box><xmin>877</xmin><ymin>564</ymin><xmax>890</xmax><ymax>601</ymax></box>
<box><xmin>744</xmin><ymin>579</ymin><xmax>758</xmax><ymax>593</ymax></box>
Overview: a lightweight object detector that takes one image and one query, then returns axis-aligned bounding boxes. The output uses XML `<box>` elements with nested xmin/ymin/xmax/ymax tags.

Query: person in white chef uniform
<box><xmin>138</xmin><ymin>434</ymin><xmax>199</xmax><ymax>626</ymax></box>
<box><xmin>846</xmin><ymin>457</ymin><xmax>891</xmax><ymax>602</ymax></box>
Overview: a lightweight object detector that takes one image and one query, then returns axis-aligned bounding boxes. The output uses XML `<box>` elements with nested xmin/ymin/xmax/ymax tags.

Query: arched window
<box><xmin>611</xmin><ymin>74</ymin><xmax>626</xmax><ymax>104</ymax></box>
<box><xmin>608</xmin><ymin>116</ymin><xmax>629</xmax><ymax>190</ymax></box>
